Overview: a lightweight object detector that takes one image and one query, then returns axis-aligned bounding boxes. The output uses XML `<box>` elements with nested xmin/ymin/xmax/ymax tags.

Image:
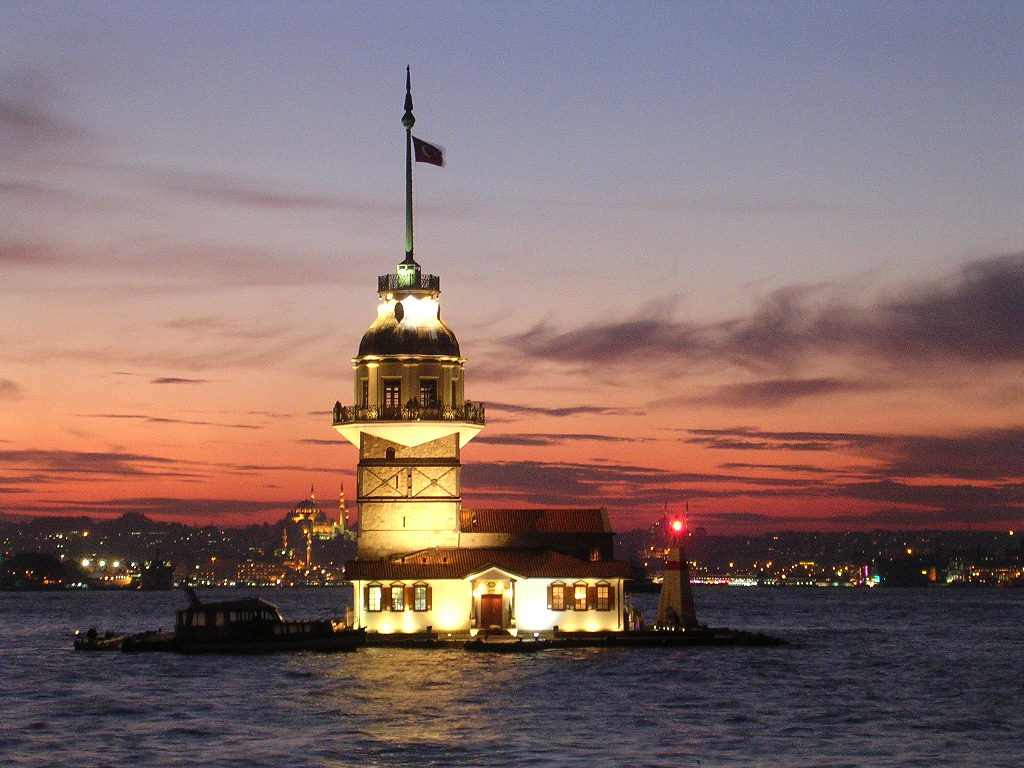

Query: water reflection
<box><xmin>3</xmin><ymin>588</ymin><xmax>1023</xmax><ymax>767</ymax></box>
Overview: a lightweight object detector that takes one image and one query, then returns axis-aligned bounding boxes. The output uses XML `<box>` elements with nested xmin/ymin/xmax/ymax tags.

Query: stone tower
<box><xmin>332</xmin><ymin>69</ymin><xmax>484</xmax><ymax>560</ymax></box>
<box><xmin>332</xmin><ymin>257</ymin><xmax>483</xmax><ymax>559</ymax></box>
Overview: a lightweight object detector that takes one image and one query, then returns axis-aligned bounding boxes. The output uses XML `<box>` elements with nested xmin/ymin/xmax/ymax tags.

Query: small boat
<box><xmin>73</xmin><ymin>628</ymin><xmax>124</xmax><ymax>651</ymax></box>
<box><xmin>168</xmin><ymin>587</ymin><xmax>363</xmax><ymax>653</ymax></box>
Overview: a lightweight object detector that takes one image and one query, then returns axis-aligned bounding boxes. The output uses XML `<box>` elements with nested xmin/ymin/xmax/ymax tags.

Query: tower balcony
<box><xmin>333</xmin><ymin>402</ymin><xmax>484</xmax><ymax>426</ymax></box>
<box><xmin>332</xmin><ymin>401</ymin><xmax>485</xmax><ymax>449</ymax></box>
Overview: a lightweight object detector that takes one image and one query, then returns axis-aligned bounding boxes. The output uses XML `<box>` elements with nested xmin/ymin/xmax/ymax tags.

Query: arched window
<box><xmin>573</xmin><ymin>582</ymin><xmax>589</xmax><ymax>611</ymax></box>
<box><xmin>385</xmin><ymin>446</ymin><xmax>396</xmax><ymax>460</ymax></box>
<box><xmin>412</xmin><ymin>582</ymin><xmax>431</xmax><ymax>611</ymax></box>
<box><xmin>366</xmin><ymin>583</ymin><xmax>383</xmax><ymax>612</ymax></box>
<box><xmin>547</xmin><ymin>581</ymin><xmax>567</xmax><ymax>611</ymax></box>
<box><xmin>595</xmin><ymin>581</ymin><xmax>614</xmax><ymax>611</ymax></box>
<box><xmin>390</xmin><ymin>583</ymin><xmax>405</xmax><ymax>611</ymax></box>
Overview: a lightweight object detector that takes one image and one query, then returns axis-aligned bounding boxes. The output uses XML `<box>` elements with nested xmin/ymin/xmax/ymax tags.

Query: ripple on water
<box><xmin>3</xmin><ymin>587</ymin><xmax>1024</xmax><ymax>768</ymax></box>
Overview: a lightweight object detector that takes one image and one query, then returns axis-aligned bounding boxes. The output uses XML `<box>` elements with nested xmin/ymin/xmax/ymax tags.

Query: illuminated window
<box><xmin>596</xmin><ymin>583</ymin><xmax>612</xmax><ymax>611</ymax></box>
<box><xmin>573</xmin><ymin>583</ymin><xmax>588</xmax><ymax>611</ymax></box>
<box><xmin>382</xmin><ymin>379</ymin><xmax>401</xmax><ymax>412</ymax></box>
<box><xmin>366</xmin><ymin>584</ymin><xmax>382</xmax><ymax>612</ymax></box>
<box><xmin>413</xmin><ymin>583</ymin><xmax>430</xmax><ymax>611</ymax></box>
<box><xmin>548</xmin><ymin>581</ymin><xmax>566</xmax><ymax>611</ymax></box>
<box><xmin>390</xmin><ymin>584</ymin><xmax>405</xmax><ymax>611</ymax></box>
<box><xmin>419</xmin><ymin>379</ymin><xmax>438</xmax><ymax>408</ymax></box>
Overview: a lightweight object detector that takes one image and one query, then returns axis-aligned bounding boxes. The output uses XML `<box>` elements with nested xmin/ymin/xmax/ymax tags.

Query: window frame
<box><xmin>549</xmin><ymin>581</ymin><xmax>566</xmax><ymax>611</ymax></box>
<box><xmin>382</xmin><ymin>379</ymin><xmax>402</xmax><ymax>412</ymax></box>
<box><xmin>366</xmin><ymin>583</ymin><xmax>383</xmax><ymax>612</ymax></box>
<box><xmin>390</xmin><ymin>583</ymin><xmax>405</xmax><ymax>611</ymax></box>
<box><xmin>413</xmin><ymin>583</ymin><xmax>429</xmax><ymax>611</ymax></box>
<box><xmin>573</xmin><ymin>582</ymin><xmax>588</xmax><ymax>611</ymax></box>
<box><xmin>419</xmin><ymin>378</ymin><xmax>438</xmax><ymax>408</ymax></box>
<box><xmin>595</xmin><ymin>582</ymin><xmax>611</xmax><ymax>611</ymax></box>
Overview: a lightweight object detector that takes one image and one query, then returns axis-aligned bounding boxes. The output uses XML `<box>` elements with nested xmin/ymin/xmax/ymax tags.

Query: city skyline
<box><xmin>2</xmin><ymin>1</ymin><xmax>1022</xmax><ymax>533</ymax></box>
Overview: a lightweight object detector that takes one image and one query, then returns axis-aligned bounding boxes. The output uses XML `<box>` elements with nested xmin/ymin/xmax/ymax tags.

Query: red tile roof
<box><xmin>346</xmin><ymin>547</ymin><xmax>631</xmax><ymax>581</ymax></box>
<box><xmin>459</xmin><ymin>508</ymin><xmax>611</xmax><ymax>534</ymax></box>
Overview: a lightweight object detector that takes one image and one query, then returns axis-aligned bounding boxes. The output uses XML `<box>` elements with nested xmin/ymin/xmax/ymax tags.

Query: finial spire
<box><xmin>403</xmin><ymin>66</ymin><xmax>415</xmax><ymax>129</ymax></box>
<box><xmin>403</xmin><ymin>66</ymin><xmax>416</xmax><ymax>263</ymax></box>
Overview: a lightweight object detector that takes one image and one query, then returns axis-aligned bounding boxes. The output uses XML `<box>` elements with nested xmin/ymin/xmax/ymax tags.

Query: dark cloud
<box><xmin>686</xmin><ymin>425</ymin><xmax>1024</xmax><ymax>483</ymax></box>
<box><xmin>506</xmin><ymin>318</ymin><xmax>705</xmax><ymax>367</ymax></box>
<box><xmin>83</xmin><ymin>414</ymin><xmax>260</xmax><ymax>430</ymax></box>
<box><xmin>227</xmin><ymin>462</ymin><xmax>343</xmax><ymax>474</ymax></box>
<box><xmin>505</xmin><ymin>255</ymin><xmax>1024</xmax><ymax>375</ymax></box>
<box><xmin>463</xmin><ymin>459</ymin><xmax>814</xmax><ymax>511</ymax></box>
<box><xmin>0</xmin><ymin>241</ymin><xmax>58</xmax><ymax>267</ymax></box>
<box><xmin>839</xmin><ymin>479</ymin><xmax>1024</xmax><ymax>506</ymax></box>
<box><xmin>45</xmin><ymin>325</ymin><xmax>329</xmax><ymax>371</ymax></box>
<box><xmin>487</xmin><ymin>402</ymin><xmax>642</xmax><ymax>418</ymax></box>
<box><xmin>876</xmin><ymin>429</ymin><xmax>1024</xmax><ymax>481</ymax></box>
<box><xmin>0</xmin><ymin>379</ymin><xmax>23</xmax><ymax>399</ymax></box>
<box><xmin>127</xmin><ymin>166</ymin><xmax>400</xmax><ymax>215</ymax></box>
<box><xmin>689</xmin><ymin>377</ymin><xmax>877</xmax><ymax>406</ymax></box>
<box><xmin>0</xmin><ymin>181</ymin><xmax>80</xmax><ymax>205</ymax></box>
<box><xmin>0</xmin><ymin>449</ymin><xmax>201</xmax><ymax>479</ymax></box>
<box><xmin>474</xmin><ymin>433</ymin><xmax>640</xmax><ymax>447</ymax></box>
<box><xmin>9</xmin><ymin>496</ymin><xmax>290</xmax><ymax>523</ymax></box>
<box><xmin>0</xmin><ymin>97</ymin><xmax>87</xmax><ymax>147</ymax></box>
<box><xmin>684</xmin><ymin>427</ymin><xmax>875</xmax><ymax>452</ymax></box>
<box><xmin>867</xmin><ymin>255</ymin><xmax>1024</xmax><ymax>363</ymax></box>
<box><xmin>151</xmin><ymin>377</ymin><xmax>209</xmax><ymax>385</ymax></box>
<box><xmin>720</xmin><ymin>462</ymin><xmax>851</xmax><ymax>475</ymax></box>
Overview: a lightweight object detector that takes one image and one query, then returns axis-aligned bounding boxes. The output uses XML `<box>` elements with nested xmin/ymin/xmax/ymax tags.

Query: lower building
<box><xmin>346</xmin><ymin>509</ymin><xmax>631</xmax><ymax>635</ymax></box>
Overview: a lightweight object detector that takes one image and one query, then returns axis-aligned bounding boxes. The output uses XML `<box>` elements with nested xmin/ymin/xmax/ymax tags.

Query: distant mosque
<box><xmin>330</xmin><ymin>71</ymin><xmax>631</xmax><ymax>636</ymax></box>
<box><xmin>280</xmin><ymin>486</ymin><xmax>355</xmax><ymax>570</ymax></box>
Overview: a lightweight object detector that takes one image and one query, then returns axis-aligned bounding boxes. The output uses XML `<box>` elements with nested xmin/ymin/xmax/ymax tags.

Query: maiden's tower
<box><xmin>332</xmin><ymin>71</ymin><xmax>630</xmax><ymax>637</ymax></box>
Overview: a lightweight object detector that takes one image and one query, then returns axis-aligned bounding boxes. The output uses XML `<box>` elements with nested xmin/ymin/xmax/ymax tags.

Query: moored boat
<box><xmin>168</xmin><ymin>587</ymin><xmax>363</xmax><ymax>653</ymax></box>
<box><xmin>75</xmin><ymin>587</ymin><xmax>364</xmax><ymax>653</ymax></box>
<box><xmin>73</xmin><ymin>628</ymin><xmax>124</xmax><ymax>651</ymax></box>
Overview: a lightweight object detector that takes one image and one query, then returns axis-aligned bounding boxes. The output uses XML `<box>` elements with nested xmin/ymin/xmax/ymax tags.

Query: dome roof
<box><xmin>358</xmin><ymin>300</ymin><xmax>461</xmax><ymax>357</ymax></box>
<box><xmin>293</xmin><ymin>498</ymin><xmax>319</xmax><ymax>511</ymax></box>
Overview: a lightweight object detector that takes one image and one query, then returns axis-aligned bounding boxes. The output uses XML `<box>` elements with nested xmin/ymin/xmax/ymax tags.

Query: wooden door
<box><xmin>480</xmin><ymin>594</ymin><xmax>503</xmax><ymax>628</ymax></box>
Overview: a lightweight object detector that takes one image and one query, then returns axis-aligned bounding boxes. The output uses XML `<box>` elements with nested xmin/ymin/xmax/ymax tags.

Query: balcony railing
<box><xmin>333</xmin><ymin>401</ymin><xmax>485</xmax><ymax>426</ymax></box>
<box><xmin>378</xmin><ymin>272</ymin><xmax>440</xmax><ymax>293</ymax></box>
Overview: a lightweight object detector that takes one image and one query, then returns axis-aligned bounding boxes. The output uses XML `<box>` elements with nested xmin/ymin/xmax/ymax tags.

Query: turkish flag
<box><xmin>412</xmin><ymin>136</ymin><xmax>445</xmax><ymax>166</ymax></box>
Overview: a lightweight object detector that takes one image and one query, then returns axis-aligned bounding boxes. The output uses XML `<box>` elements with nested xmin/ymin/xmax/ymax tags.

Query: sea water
<box><xmin>1</xmin><ymin>587</ymin><xmax>1021</xmax><ymax>768</ymax></box>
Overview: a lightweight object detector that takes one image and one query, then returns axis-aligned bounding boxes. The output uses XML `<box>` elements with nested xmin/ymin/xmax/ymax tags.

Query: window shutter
<box><xmin>607</xmin><ymin>585</ymin><xmax>615</xmax><ymax>611</ymax></box>
<box><xmin>587</xmin><ymin>585</ymin><xmax>597</xmax><ymax>610</ymax></box>
<box><xmin>382</xmin><ymin>586</ymin><xmax>392</xmax><ymax>611</ymax></box>
<box><xmin>547</xmin><ymin>584</ymin><xmax>553</xmax><ymax>610</ymax></box>
<box><xmin>363</xmin><ymin>584</ymin><xmax>369</xmax><ymax>610</ymax></box>
<box><xmin>405</xmin><ymin>585</ymin><xmax>414</xmax><ymax>610</ymax></box>
<box><xmin>426</xmin><ymin>584</ymin><xmax>432</xmax><ymax>611</ymax></box>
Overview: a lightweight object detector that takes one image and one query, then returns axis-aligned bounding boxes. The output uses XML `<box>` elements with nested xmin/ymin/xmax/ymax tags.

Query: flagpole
<box><xmin>402</xmin><ymin>66</ymin><xmax>415</xmax><ymax>263</ymax></box>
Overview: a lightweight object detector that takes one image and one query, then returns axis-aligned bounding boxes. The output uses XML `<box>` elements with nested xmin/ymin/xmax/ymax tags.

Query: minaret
<box><xmin>332</xmin><ymin>70</ymin><xmax>484</xmax><ymax>560</ymax></box>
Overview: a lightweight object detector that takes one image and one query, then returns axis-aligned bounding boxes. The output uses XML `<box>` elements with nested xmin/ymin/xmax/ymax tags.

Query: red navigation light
<box><xmin>670</xmin><ymin>519</ymin><xmax>684</xmax><ymax>533</ymax></box>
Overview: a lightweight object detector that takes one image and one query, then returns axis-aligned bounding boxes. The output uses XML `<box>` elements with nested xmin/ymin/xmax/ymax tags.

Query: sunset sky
<box><xmin>2</xmin><ymin>1</ymin><xmax>1022</xmax><ymax>533</ymax></box>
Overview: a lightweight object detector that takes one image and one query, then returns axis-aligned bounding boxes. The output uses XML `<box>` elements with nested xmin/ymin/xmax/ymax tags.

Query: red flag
<box><xmin>412</xmin><ymin>136</ymin><xmax>445</xmax><ymax>166</ymax></box>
